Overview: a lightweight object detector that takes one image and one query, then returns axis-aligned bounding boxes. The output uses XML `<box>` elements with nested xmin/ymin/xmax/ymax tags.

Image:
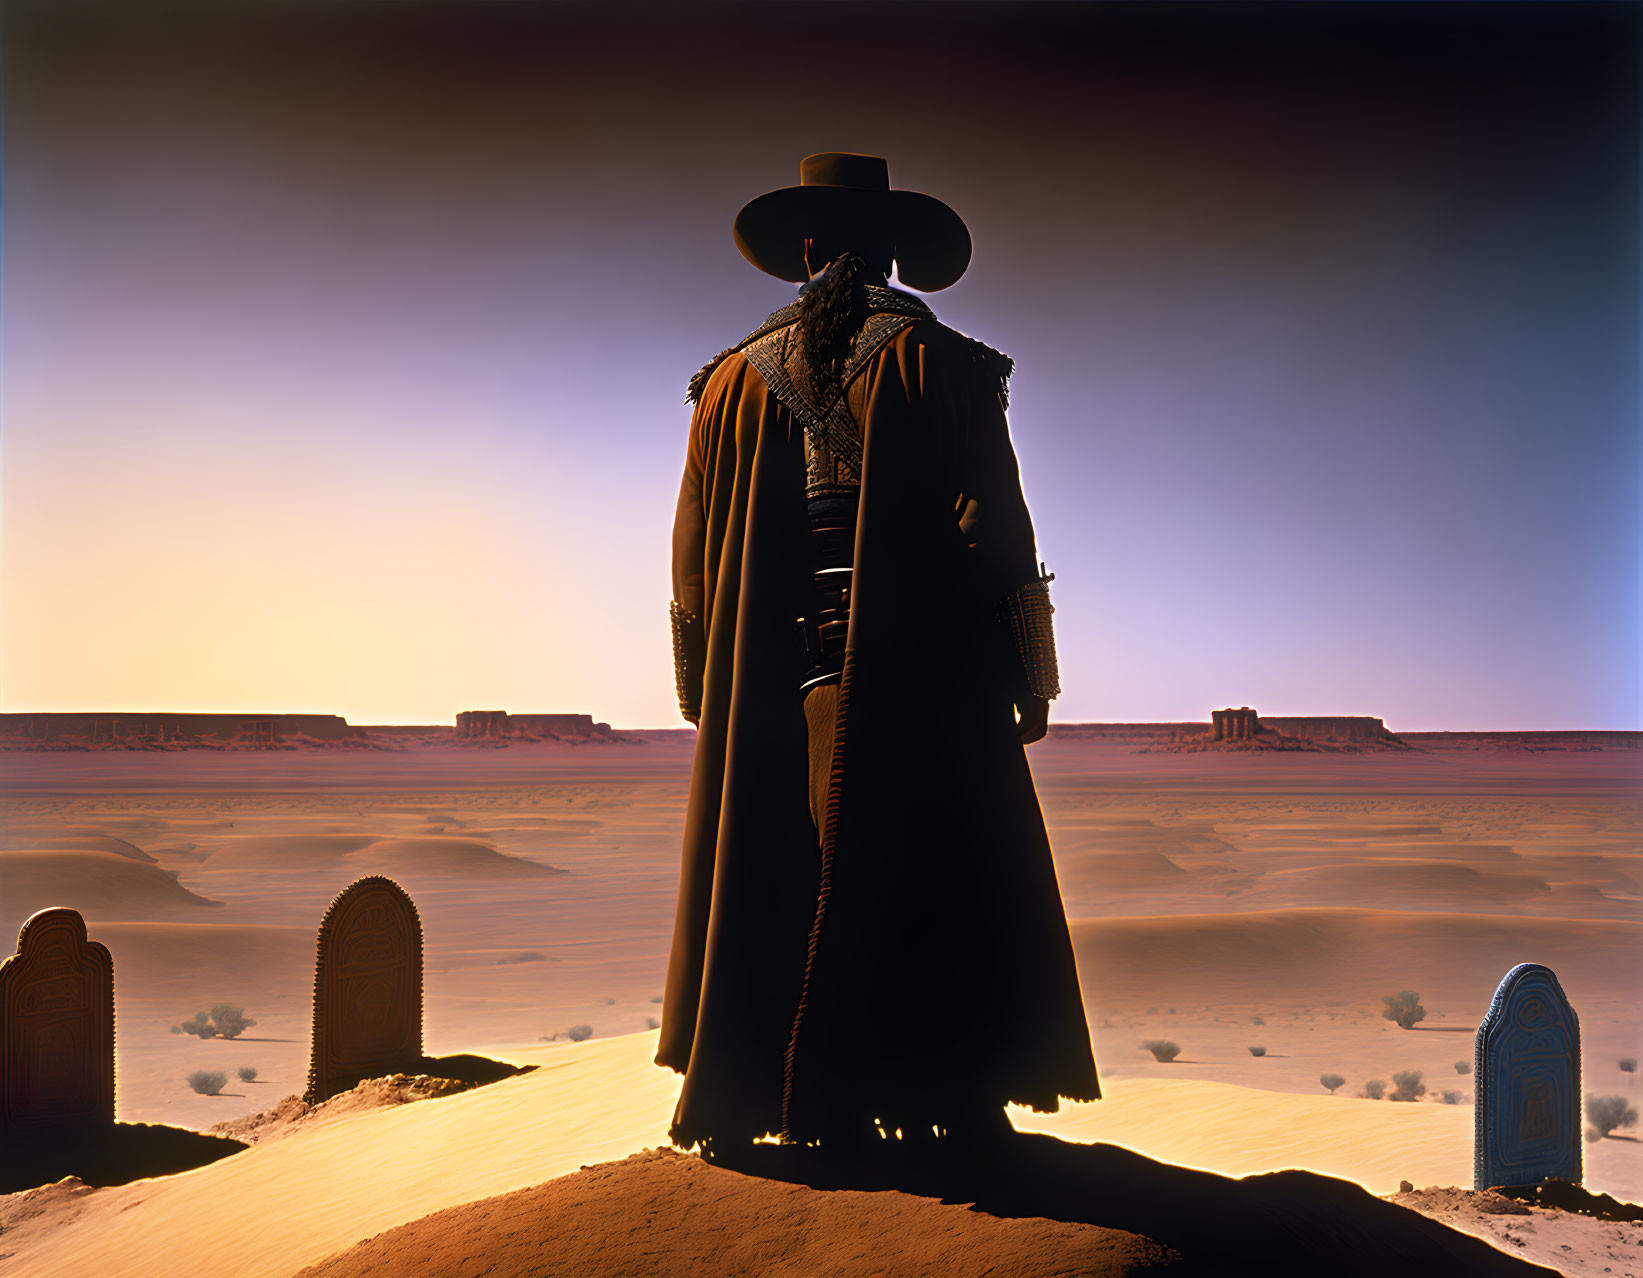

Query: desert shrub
<box><xmin>187</xmin><ymin>1070</ymin><xmax>228</xmax><ymax>1096</ymax></box>
<box><xmin>645</xmin><ymin>1017</ymin><xmax>660</xmax><ymax>1030</ymax></box>
<box><xmin>209</xmin><ymin>1005</ymin><xmax>256</xmax><ymax>1038</ymax></box>
<box><xmin>1252</xmin><ymin>1016</ymin><xmax>1265</xmax><ymax>1026</ymax></box>
<box><xmin>175</xmin><ymin>1005</ymin><xmax>256</xmax><ymax>1040</ymax></box>
<box><xmin>1587</xmin><ymin>1095</ymin><xmax>1639</xmax><ymax>1139</ymax></box>
<box><xmin>1140</xmin><ymin>1039</ymin><xmax>1180</xmax><ymax>1063</ymax></box>
<box><xmin>1147</xmin><ymin>1006</ymin><xmax>1158</xmax><ymax>1015</ymax></box>
<box><xmin>564</xmin><ymin>1024</ymin><xmax>593</xmax><ymax>1043</ymax></box>
<box><xmin>1390</xmin><ymin>1069</ymin><xmax>1426</xmax><ymax>1103</ymax></box>
<box><xmin>1380</xmin><ymin>991</ymin><xmax>1426</xmax><ymax>1030</ymax></box>
<box><xmin>1248</xmin><ymin>1046</ymin><xmax>1267</xmax><ymax>1057</ymax></box>
<box><xmin>1320</xmin><ymin>1073</ymin><xmax>1346</xmax><ymax>1094</ymax></box>
<box><xmin>1621</xmin><ymin>1058</ymin><xmax>1638</xmax><ymax>1074</ymax></box>
<box><xmin>237</xmin><ymin>1066</ymin><xmax>258</xmax><ymax>1083</ymax></box>
<box><xmin>176</xmin><ymin>1011</ymin><xmax>217</xmax><ymax>1039</ymax></box>
<box><xmin>1360</xmin><ymin>1079</ymin><xmax>1386</xmax><ymax>1100</ymax></box>
<box><xmin>1440</xmin><ymin>1090</ymin><xmax>1464</xmax><ymax>1105</ymax></box>
<box><xmin>1454</xmin><ymin>1059</ymin><xmax>1472</xmax><ymax>1075</ymax></box>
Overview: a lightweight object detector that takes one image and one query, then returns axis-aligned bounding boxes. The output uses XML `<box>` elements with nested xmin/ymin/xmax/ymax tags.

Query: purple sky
<box><xmin>3</xmin><ymin>2</ymin><xmax>1637</xmax><ymax>729</ymax></box>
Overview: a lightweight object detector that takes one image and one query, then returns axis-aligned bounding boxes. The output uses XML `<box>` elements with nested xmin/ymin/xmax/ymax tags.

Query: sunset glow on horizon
<box><xmin>3</xmin><ymin>3</ymin><xmax>1636</xmax><ymax>730</ymax></box>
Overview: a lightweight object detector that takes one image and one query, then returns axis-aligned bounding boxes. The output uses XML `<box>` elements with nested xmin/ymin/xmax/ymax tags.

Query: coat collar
<box><xmin>685</xmin><ymin>285</ymin><xmax>936</xmax><ymax>405</ymax></box>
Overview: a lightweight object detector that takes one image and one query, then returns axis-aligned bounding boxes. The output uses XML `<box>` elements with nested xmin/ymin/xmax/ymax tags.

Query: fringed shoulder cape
<box><xmin>659</xmin><ymin>301</ymin><xmax>1099</xmax><ymax>1145</ymax></box>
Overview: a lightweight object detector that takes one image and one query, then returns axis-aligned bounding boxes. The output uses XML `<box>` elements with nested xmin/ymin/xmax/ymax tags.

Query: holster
<box><xmin>670</xmin><ymin>601</ymin><xmax>705</xmax><ymax>725</ymax></box>
<box><xmin>997</xmin><ymin>568</ymin><xmax>1061</xmax><ymax>701</ymax></box>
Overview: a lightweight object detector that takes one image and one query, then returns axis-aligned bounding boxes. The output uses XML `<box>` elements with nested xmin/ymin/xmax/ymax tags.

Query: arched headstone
<box><xmin>306</xmin><ymin>877</ymin><xmax>424</xmax><ymax>1104</ymax></box>
<box><xmin>1475</xmin><ymin>962</ymin><xmax>1581</xmax><ymax>1189</ymax></box>
<box><xmin>0</xmin><ymin>908</ymin><xmax>115</xmax><ymax>1136</ymax></box>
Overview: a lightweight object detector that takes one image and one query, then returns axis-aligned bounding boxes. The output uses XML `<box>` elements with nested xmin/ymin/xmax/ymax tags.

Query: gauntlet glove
<box><xmin>997</xmin><ymin>566</ymin><xmax>1061</xmax><ymax>702</ymax></box>
<box><xmin>670</xmin><ymin>601</ymin><xmax>705</xmax><ymax>726</ymax></box>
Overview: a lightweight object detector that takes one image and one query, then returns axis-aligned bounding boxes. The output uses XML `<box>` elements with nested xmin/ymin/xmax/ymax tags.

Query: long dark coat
<box><xmin>659</xmin><ymin>309</ymin><xmax>1099</xmax><ymax>1146</ymax></box>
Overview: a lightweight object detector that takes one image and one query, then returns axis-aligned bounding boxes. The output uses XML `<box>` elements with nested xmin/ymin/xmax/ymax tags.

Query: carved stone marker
<box><xmin>0</xmin><ymin>908</ymin><xmax>115</xmax><ymax>1137</ymax></box>
<box><xmin>306</xmin><ymin>876</ymin><xmax>424</xmax><ymax>1104</ymax></box>
<box><xmin>1475</xmin><ymin>962</ymin><xmax>1582</xmax><ymax>1189</ymax></box>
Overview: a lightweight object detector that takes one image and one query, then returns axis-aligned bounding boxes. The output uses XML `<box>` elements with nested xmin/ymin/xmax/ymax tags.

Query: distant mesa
<box><xmin>453</xmin><ymin>711</ymin><xmax>623</xmax><ymax>744</ymax></box>
<box><xmin>0</xmin><ymin>712</ymin><xmax>365</xmax><ymax>751</ymax></box>
<box><xmin>1052</xmin><ymin>718</ymin><xmax>1640</xmax><ymax>753</ymax></box>
<box><xmin>0</xmin><ymin>710</ymin><xmax>630</xmax><ymax>751</ymax></box>
<box><xmin>1056</xmin><ymin>707</ymin><xmax>1412</xmax><ymax>753</ymax></box>
<box><xmin>1193</xmin><ymin>707</ymin><xmax>1411</xmax><ymax>752</ymax></box>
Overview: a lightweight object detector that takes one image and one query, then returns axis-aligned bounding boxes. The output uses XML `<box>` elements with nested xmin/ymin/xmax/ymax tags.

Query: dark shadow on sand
<box><xmin>1</xmin><ymin>1123</ymin><xmax>247</xmax><ymax>1193</ymax></box>
<box><xmin>312</xmin><ymin>1053</ymin><xmax>534</xmax><ymax>1102</ymax></box>
<box><xmin>707</xmin><ymin>1130</ymin><xmax>1559</xmax><ymax>1276</ymax></box>
<box><xmin>1500</xmin><ymin>1179</ymin><xmax>1643</xmax><ymax>1221</ymax></box>
<box><xmin>418</xmin><ymin>1053</ymin><xmax>535</xmax><ymax>1085</ymax></box>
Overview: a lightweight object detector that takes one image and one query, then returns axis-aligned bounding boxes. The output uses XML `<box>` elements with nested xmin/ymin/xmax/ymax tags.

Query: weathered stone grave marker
<box><xmin>0</xmin><ymin>908</ymin><xmax>115</xmax><ymax>1138</ymax></box>
<box><xmin>1475</xmin><ymin>961</ymin><xmax>1582</xmax><ymax>1189</ymax></box>
<box><xmin>306</xmin><ymin>876</ymin><xmax>424</xmax><ymax>1104</ymax></box>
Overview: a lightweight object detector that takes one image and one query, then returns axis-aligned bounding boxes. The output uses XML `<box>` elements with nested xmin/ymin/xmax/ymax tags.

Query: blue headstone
<box><xmin>1475</xmin><ymin>962</ymin><xmax>1581</xmax><ymax>1190</ymax></box>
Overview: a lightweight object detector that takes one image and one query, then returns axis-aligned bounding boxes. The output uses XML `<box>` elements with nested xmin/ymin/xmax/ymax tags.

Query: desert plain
<box><xmin>1</xmin><ymin>730</ymin><xmax>1639</xmax><ymax>1276</ymax></box>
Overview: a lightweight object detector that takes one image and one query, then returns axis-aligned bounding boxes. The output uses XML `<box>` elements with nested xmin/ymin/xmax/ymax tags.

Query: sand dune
<box><xmin>203</xmin><ymin>835</ymin><xmax>563</xmax><ymax>879</ymax></box>
<box><xmin>1366</xmin><ymin>842</ymin><xmax>1523</xmax><ymax>861</ymax></box>
<box><xmin>1529</xmin><ymin>854</ymin><xmax>1640</xmax><ymax>891</ymax></box>
<box><xmin>1017</xmin><ymin>1076</ymin><xmax>1473</xmax><ymax>1195</ymax></box>
<box><xmin>468</xmin><ymin>816</ymin><xmax>605</xmax><ymax>834</ymax></box>
<box><xmin>1305</xmin><ymin>862</ymin><xmax>1554</xmax><ymax>897</ymax></box>
<box><xmin>0</xmin><ymin>1036</ymin><xmax>680</xmax><ymax>1278</ymax></box>
<box><xmin>293</xmin><ymin>1140</ymin><xmax>1565</xmax><ymax>1278</ymax></box>
<box><xmin>205</xmin><ymin>835</ymin><xmax>383</xmax><ymax>869</ymax></box>
<box><xmin>349</xmin><ymin>838</ymin><xmax>567</xmax><ymax>878</ymax></box>
<box><xmin>0</xmin><ymin>834</ymin><xmax>157</xmax><ymax>862</ymax></box>
<box><xmin>1252</xmin><ymin>825</ymin><xmax>1445</xmax><ymax>839</ymax></box>
<box><xmin>0</xmin><ymin>1033</ymin><xmax>1573</xmax><ymax>1278</ymax></box>
<box><xmin>0</xmin><ymin>849</ymin><xmax>220</xmax><ymax>933</ymax></box>
<box><xmin>1072</xmin><ymin>908</ymin><xmax>1642</xmax><ymax>1010</ymax></box>
<box><xmin>1063</xmin><ymin>850</ymin><xmax>1193</xmax><ymax>887</ymax></box>
<box><xmin>295</xmin><ymin>1147</ymin><xmax>1175</xmax><ymax>1277</ymax></box>
<box><xmin>94</xmin><ymin>920</ymin><xmax>313</xmax><ymax>985</ymax></box>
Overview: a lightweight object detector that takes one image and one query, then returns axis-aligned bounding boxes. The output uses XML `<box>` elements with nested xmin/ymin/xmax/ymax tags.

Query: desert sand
<box><xmin>0</xmin><ymin>735</ymin><xmax>1637</xmax><ymax>1273</ymax></box>
<box><xmin>0</xmin><ymin>1033</ymin><xmax>1575</xmax><ymax>1277</ymax></box>
<box><xmin>296</xmin><ymin>1146</ymin><xmax>1176</xmax><ymax>1278</ymax></box>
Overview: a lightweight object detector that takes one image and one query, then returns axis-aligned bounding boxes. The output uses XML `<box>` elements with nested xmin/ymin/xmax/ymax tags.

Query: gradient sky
<box><xmin>3</xmin><ymin>2</ymin><xmax>1638</xmax><ymax>729</ymax></box>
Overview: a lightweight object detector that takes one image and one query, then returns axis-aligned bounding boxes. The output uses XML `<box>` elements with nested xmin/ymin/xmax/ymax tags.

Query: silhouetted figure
<box><xmin>659</xmin><ymin>153</ymin><xmax>1097</xmax><ymax>1151</ymax></box>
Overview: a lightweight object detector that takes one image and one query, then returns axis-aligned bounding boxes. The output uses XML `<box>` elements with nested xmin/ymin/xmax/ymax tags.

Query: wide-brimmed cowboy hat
<box><xmin>732</xmin><ymin>152</ymin><xmax>972</xmax><ymax>293</ymax></box>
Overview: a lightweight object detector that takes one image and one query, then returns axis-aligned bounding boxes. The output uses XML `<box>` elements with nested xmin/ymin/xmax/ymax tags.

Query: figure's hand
<box><xmin>1016</xmin><ymin>695</ymin><xmax>1049</xmax><ymax>745</ymax></box>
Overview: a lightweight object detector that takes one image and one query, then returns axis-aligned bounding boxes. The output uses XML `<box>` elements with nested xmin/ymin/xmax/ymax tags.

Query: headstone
<box><xmin>0</xmin><ymin>908</ymin><xmax>115</xmax><ymax>1137</ymax></box>
<box><xmin>306</xmin><ymin>876</ymin><xmax>424</xmax><ymax>1104</ymax></box>
<box><xmin>1475</xmin><ymin>961</ymin><xmax>1582</xmax><ymax>1189</ymax></box>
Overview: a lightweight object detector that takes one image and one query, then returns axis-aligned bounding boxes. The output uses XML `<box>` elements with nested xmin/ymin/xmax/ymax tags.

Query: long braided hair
<box><xmin>795</xmin><ymin>248</ymin><xmax>885</xmax><ymax>401</ymax></box>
